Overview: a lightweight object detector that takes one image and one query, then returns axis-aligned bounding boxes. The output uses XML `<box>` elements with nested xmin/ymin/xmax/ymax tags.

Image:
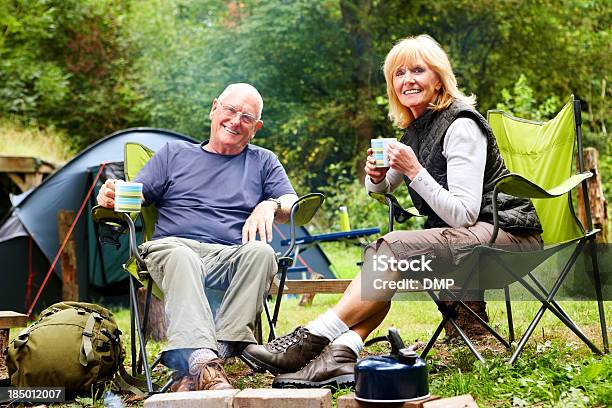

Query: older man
<box><xmin>97</xmin><ymin>83</ymin><xmax>297</xmax><ymax>391</ymax></box>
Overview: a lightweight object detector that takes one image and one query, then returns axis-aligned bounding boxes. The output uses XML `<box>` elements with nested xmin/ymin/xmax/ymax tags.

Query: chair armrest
<box><xmin>368</xmin><ymin>192</ymin><xmax>421</xmax><ymax>232</ymax></box>
<box><xmin>91</xmin><ymin>205</ymin><xmax>129</xmax><ymax>230</ymax></box>
<box><xmin>282</xmin><ymin>193</ymin><xmax>325</xmax><ymax>257</ymax></box>
<box><xmin>494</xmin><ymin>172</ymin><xmax>592</xmax><ymax>198</ymax></box>
<box><xmin>490</xmin><ymin>171</ymin><xmax>593</xmax><ymax>243</ymax></box>
<box><xmin>290</xmin><ymin>193</ymin><xmax>325</xmax><ymax>226</ymax></box>
<box><xmin>91</xmin><ymin>205</ymin><xmax>145</xmax><ymax>267</ymax></box>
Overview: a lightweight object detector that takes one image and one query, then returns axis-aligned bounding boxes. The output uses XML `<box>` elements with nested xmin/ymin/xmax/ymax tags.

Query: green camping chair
<box><xmin>92</xmin><ymin>142</ymin><xmax>324</xmax><ymax>393</ymax></box>
<box><xmin>371</xmin><ymin>96</ymin><xmax>608</xmax><ymax>364</ymax></box>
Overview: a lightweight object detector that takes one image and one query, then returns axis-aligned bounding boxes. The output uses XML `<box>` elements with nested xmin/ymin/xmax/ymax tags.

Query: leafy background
<box><xmin>0</xmin><ymin>0</ymin><xmax>609</xmax><ymax>230</ymax></box>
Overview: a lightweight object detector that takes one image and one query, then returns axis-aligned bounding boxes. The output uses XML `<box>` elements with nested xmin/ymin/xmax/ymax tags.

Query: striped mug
<box><xmin>114</xmin><ymin>181</ymin><xmax>143</xmax><ymax>213</ymax></box>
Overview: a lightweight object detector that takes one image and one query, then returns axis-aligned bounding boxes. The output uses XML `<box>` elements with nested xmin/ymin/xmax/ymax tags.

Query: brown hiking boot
<box><xmin>272</xmin><ymin>344</ymin><xmax>356</xmax><ymax>388</ymax></box>
<box><xmin>242</xmin><ymin>327</ymin><xmax>330</xmax><ymax>374</ymax></box>
<box><xmin>170</xmin><ymin>374</ymin><xmax>196</xmax><ymax>392</ymax></box>
<box><xmin>194</xmin><ymin>358</ymin><xmax>234</xmax><ymax>391</ymax></box>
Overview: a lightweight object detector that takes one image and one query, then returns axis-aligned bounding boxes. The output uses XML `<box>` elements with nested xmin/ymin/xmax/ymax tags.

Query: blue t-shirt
<box><xmin>134</xmin><ymin>141</ymin><xmax>295</xmax><ymax>245</ymax></box>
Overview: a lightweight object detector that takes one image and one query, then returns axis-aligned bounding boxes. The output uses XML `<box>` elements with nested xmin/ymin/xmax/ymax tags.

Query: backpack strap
<box><xmin>112</xmin><ymin>363</ymin><xmax>155</xmax><ymax>397</ymax></box>
<box><xmin>80</xmin><ymin>312</ymin><xmax>102</xmax><ymax>366</ymax></box>
<box><xmin>12</xmin><ymin>327</ymin><xmax>31</xmax><ymax>348</ymax></box>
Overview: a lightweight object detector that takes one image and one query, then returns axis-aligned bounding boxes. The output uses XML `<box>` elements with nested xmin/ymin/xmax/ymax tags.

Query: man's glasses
<box><xmin>218</xmin><ymin>101</ymin><xmax>259</xmax><ymax>126</ymax></box>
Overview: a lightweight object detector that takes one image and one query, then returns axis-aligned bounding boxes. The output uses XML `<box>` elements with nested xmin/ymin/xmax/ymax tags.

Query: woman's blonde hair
<box><xmin>383</xmin><ymin>34</ymin><xmax>476</xmax><ymax>128</ymax></box>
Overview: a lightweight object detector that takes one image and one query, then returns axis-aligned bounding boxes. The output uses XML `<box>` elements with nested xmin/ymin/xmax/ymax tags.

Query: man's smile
<box><xmin>223</xmin><ymin>126</ymin><xmax>240</xmax><ymax>135</ymax></box>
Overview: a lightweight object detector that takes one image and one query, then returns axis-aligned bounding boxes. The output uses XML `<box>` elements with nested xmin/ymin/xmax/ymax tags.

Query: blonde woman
<box><xmin>243</xmin><ymin>35</ymin><xmax>542</xmax><ymax>388</ymax></box>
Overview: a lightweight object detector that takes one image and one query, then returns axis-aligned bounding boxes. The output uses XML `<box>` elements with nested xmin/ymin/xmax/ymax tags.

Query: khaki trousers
<box><xmin>138</xmin><ymin>237</ymin><xmax>278</xmax><ymax>352</ymax></box>
<box><xmin>361</xmin><ymin>222</ymin><xmax>543</xmax><ymax>301</ymax></box>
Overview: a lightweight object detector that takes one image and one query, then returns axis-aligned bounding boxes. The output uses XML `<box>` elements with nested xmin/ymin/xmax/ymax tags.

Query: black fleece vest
<box><xmin>400</xmin><ymin>101</ymin><xmax>542</xmax><ymax>234</ymax></box>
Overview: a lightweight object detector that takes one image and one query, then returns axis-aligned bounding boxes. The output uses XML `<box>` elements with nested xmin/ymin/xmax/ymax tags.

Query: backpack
<box><xmin>6</xmin><ymin>302</ymin><xmax>124</xmax><ymax>394</ymax></box>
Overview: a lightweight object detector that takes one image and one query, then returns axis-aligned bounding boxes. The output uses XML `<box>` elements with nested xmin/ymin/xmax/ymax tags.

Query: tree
<box><xmin>0</xmin><ymin>0</ymin><xmax>146</xmax><ymax>149</ymax></box>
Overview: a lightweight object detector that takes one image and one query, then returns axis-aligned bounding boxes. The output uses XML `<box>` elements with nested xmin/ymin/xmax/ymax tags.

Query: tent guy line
<box><xmin>27</xmin><ymin>162</ymin><xmax>106</xmax><ymax>316</ymax></box>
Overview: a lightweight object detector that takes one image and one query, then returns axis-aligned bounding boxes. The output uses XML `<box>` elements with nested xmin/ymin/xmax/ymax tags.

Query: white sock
<box><xmin>188</xmin><ymin>348</ymin><xmax>218</xmax><ymax>375</ymax></box>
<box><xmin>332</xmin><ymin>330</ymin><xmax>363</xmax><ymax>357</ymax></box>
<box><xmin>305</xmin><ymin>309</ymin><xmax>349</xmax><ymax>342</ymax></box>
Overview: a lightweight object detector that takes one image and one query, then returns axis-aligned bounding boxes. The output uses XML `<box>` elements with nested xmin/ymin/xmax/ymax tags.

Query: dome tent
<box><xmin>0</xmin><ymin>128</ymin><xmax>196</xmax><ymax>313</ymax></box>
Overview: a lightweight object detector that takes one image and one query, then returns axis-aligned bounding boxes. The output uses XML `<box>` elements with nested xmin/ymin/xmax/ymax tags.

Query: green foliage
<box><xmin>0</xmin><ymin>0</ymin><xmax>609</xmax><ymax>196</ymax></box>
<box><xmin>496</xmin><ymin>74</ymin><xmax>561</xmax><ymax>121</ymax></box>
<box><xmin>122</xmin><ymin>0</ymin><xmax>396</xmax><ymax>189</ymax></box>
<box><xmin>430</xmin><ymin>341</ymin><xmax>612</xmax><ymax>407</ymax></box>
<box><xmin>316</xmin><ymin>178</ymin><xmax>425</xmax><ymax>233</ymax></box>
<box><xmin>0</xmin><ymin>0</ymin><xmax>147</xmax><ymax>149</ymax></box>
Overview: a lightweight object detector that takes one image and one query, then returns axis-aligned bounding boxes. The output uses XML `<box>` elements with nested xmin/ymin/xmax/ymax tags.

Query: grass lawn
<box><xmin>7</xmin><ymin>242</ymin><xmax>611</xmax><ymax>407</ymax></box>
<box><xmin>0</xmin><ymin>119</ymin><xmax>72</xmax><ymax>163</ymax></box>
<box><xmin>108</xmin><ymin>298</ymin><xmax>611</xmax><ymax>408</ymax></box>
<box><xmin>109</xmin><ymin>242</ymin><xmax>610</xmax><ymax>407</ymax></box>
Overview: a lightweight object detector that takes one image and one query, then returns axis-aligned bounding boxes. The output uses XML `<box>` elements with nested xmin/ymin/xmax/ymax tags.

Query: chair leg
<box><xmin>129</xmin><ymin>276</ymin><xmax>155</xmax><ymax>394</ymax></box>
<box><xmin>159</xmin><ymin>375</ymin><xmax>177</xmax><ymax>393</ymax></box>
<box><xmin>421</xmin><ymin>318</ymin><xmax>447</xmax><ymax>360</ymax></box>
<box><xmin>129</xmin><ymin>279</ymin><xmax>137</xmax><ymax>377</ymax></box>
<box><xmin>509</xmin><ymin>304</ymin><xmax>547</xmax><ymax>365</ymax></box>
<box><xmin>421</xmin><ymin>298</ymin><xmax>486</xmax><ymax>364</ymax></box>
<box><xmin>142</xmin><ymin>279</ymin><xmax>153</xmax><ymax>340</ymax></box>
<box><xmin>505</xmin><ymin>286</ymin><xmax>515</xmax><ymax>343</ymax></box>
<box><xmin>266</xmin><ymin>259</ymin><xmax>291</xmax><ymax>342</ymax></box>
<box><xmin>505</xmin><ymin>244</ymin><xmax>602</xmax><ymax>363</ymax></box>
<box><xmin>254</xmin><ymin>313</ymin><xmax>263</xmax><ymax>345</ymax></box>
<box><xmin>421</xmin><ymin>288</ymin><xmax>489</xmax><ymax>362</ymax></box>
<box><xmin>421</xmin><ymin>268</ymin><xmax>490</xmax><ymax>360</ymax></box>
<box><xmin>588</xmin><ymin>241</ymin><xmax>609</xmax><ymax>353</ymax></box>
<box><xmin>271</xmin><ymin>266</ymin><xmax>289</xmax><ymax>327</ymax></box>
<box><xmin>444</xmin><ymin>291</ymin><xmax>511</xmax><ymax>348</ymax></box>
<box><xmin>264</xmin><ymin>300</ymin><xmax>276</xmax><ymax>342</ymax></box>
<box><xmin>137</xmin><ymin>279</ymin><xmax>154</xmax><ymax>374</ymax></box>
<box><xmin>420</xmin><ymin>290</ymin><xmax>451</xmax><ymax>359</ymax></box>
<box><xmin>447</xmin><ymin>317</ymin><xmax>485</xmax><ymax>363</ymax></box>
<box><xmin>527</xmin><ymin>272</ymin><xmax>575</xmax><ymax>324</ymax></box>
<box><xmin>510</xmin><ymin>280</ymin><xmax>601</xmax><ymax>358</ymax></box>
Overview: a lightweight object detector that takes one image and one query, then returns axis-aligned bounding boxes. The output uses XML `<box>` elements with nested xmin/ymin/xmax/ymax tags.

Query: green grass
<box><xmin>108</xmin><ymin>299</ymin><xmax>612</xmax><ymax>408</ymax></box>
<box><xmin>322</xmin><ymin>241</ymin><xmax>363</xmax><ymax>279</ymax></box>
<box><xmin>0</xmin><ymin>119</ymin><xmax>72</xmax><ymax>164</ymax></box>
<box><xmin>8</xmin><ymin>242</ymin><xmax>611</xmax><ymax>407</ymax></box>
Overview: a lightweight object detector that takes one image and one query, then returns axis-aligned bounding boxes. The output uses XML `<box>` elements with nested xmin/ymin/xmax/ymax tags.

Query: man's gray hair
<box><xmin>217</xmin><ymin>83</ymin><xmax>264</xmax><ymax>119</ymax></box>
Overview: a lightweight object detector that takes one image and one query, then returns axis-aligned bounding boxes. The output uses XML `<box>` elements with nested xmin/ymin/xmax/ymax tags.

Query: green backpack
<box><xmin>6</xmin><ymin>302</ymin><xmax>124</xmax><ymax>393</ymax></box>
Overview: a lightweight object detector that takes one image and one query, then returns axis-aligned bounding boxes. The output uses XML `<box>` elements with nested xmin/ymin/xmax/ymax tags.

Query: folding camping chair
<box><xmin>91</xmin><ymin>142</ymin><xmax>324</xmax><ymax>393</ymax></box>
<box><xmin>371</xmin><ymin>96</ymin><xmax>608</xmax><ymax>364</ymax></box>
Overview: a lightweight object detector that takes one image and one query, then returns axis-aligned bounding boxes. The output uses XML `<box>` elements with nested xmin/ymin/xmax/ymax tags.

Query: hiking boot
<box><xmin>193</xmin><ymin>359</ymin><xmax>234</xmax><ymax>391</ymax></box>
<box><xmin>272</xmin><ymin>344</ymin><xmax>356</xmax><ymax>388</ymax></box>
<box><xmin>170</xmin><ymin>374</ymin><xmax>196</xmax><ymax>392</ymax></box>
<box><xmin>242</xmin><ymin>327</ymin><xmax>330</xmax><ymax>374</ymax></box>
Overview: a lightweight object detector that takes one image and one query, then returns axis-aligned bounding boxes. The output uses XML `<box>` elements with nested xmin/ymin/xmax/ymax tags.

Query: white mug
<box><xmin>114</xmin><ymin>181</ymin><xmax>143</xmax><ymax>213</ymax></box>
<box><xmin>371</xmin><ymin>138</ymin><xmax>396</xmax><ymax>167</ymax></box>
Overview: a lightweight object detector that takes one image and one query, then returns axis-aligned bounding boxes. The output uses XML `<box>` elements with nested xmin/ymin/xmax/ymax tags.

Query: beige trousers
<box><xmin>360</xmin><ymin>222</ymin><xmax>543</xmax><ymax>301</ymax></box>
<box><xmin>138</xmin><ymin>237</ymin><xmax>278</xmax><ymax>351</ymax></box>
